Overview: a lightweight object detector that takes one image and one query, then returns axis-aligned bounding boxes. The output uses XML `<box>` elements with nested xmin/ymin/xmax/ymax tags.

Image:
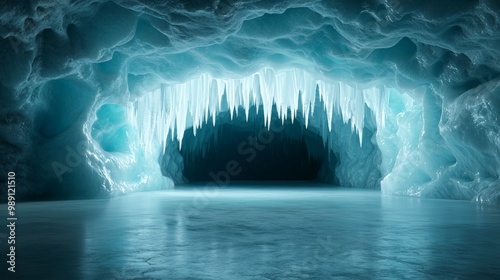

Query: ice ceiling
<box><xmin>0</xmin><ymin>0</ymin><xmax>499</xmax><ymax>204</ymax></box>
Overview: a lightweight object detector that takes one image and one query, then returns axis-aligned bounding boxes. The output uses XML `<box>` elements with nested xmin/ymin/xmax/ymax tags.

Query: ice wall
<box><xmin>0</xmin><ymin>0</ymin><xmax>499</xmax><ymax>203</ymax></box>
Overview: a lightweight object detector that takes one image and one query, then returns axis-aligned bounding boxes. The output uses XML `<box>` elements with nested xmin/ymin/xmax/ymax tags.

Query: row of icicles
<box><xmin>130</xmin><ymin>68</ymin><xmax>391</xmax><ymax>153</ymax></box>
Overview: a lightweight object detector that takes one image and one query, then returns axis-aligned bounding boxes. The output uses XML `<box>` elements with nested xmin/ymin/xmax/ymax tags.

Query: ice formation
<box><xmin>132</xmin><ymin>68</ymin><xmax>389</xmax><ymax>153</ymax></box>
<box><xmin>0</xmin><ymin>0</ymin><xmax>499</xmax><ymax>205</ymax></box>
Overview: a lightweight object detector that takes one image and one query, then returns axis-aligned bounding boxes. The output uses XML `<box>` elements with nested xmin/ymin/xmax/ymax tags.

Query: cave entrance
<box><xmin>169</xmin><ymin>105</ymin><xmax>336</xmax><ymax>185</ymax></box>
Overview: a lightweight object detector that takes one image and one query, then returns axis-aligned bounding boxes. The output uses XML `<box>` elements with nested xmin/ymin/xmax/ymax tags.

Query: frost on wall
<box><xmin>0</xmin><ymin>0</ymin><xmax>498</xmax><ymax>204</ymax></box>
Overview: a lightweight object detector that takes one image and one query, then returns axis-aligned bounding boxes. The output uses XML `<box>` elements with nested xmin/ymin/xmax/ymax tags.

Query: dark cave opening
<box><xmin>172</xmin><ymin>106</ymin><xmax>336</xmax><ymax>184</ymax></box>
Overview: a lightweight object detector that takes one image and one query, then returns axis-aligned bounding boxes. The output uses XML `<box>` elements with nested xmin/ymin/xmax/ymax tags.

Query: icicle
<box><xmin>209</xmin><ymin>79</ymin><xmax>219</xmax><ymax>126</ymax></box>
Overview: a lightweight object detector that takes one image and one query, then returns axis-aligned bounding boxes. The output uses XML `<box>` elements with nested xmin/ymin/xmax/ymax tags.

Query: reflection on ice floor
<box><xmin>2</xmin><ymin>187</ymin><xmax>500</xmax><ymax>279</ymax></box>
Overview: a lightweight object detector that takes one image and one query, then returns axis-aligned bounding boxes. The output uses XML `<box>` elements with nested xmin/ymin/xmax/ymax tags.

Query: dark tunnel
<box><xmin>164</xmin><ymin>106</ymin><xmax>337</xmax><ymax>184</ymax></box>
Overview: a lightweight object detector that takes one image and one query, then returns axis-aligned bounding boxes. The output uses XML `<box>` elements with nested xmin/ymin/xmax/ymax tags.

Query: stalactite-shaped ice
<box><xmin>132</xmin><ymin>68</ymin><xmax>394</xmax><ymax>155</ymax></box>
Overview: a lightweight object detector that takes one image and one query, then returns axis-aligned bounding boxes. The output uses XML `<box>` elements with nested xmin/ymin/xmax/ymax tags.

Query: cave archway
<box><xmin>161</xmin><ymin>105</ymin><xmax>337</xmax><ymax>185</ymax></box>
<box><xmin>156</xmin><ymin>84</ymin><xmax>387</xmax><ymax>189</ymax></box>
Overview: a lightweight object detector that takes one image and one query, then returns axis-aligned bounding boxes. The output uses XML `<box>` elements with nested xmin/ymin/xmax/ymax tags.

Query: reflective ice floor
<box><xmin>2</xmin><ymin>187</ymin><xmax>500</xmax><ymax>280</ymax></box>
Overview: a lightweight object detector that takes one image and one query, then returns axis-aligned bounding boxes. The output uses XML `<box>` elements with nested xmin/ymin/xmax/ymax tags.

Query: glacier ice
<box><xmin>0</xmin><ymin>0</ymin><xmax>499</xmax><ymax>205</ymax></box>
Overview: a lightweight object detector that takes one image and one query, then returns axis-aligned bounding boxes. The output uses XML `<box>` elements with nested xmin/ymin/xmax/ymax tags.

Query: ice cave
<box><xmin>0</xmin><ymin>0</ymin><xmax>499</xmax><ymax>279</ymax></box>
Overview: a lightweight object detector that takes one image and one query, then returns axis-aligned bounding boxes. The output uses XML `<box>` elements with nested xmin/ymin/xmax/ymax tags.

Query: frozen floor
<box><xmin>1</xmin><ymin>187</ymin><xmax>500</xmax><ymax>279</ymax></box>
